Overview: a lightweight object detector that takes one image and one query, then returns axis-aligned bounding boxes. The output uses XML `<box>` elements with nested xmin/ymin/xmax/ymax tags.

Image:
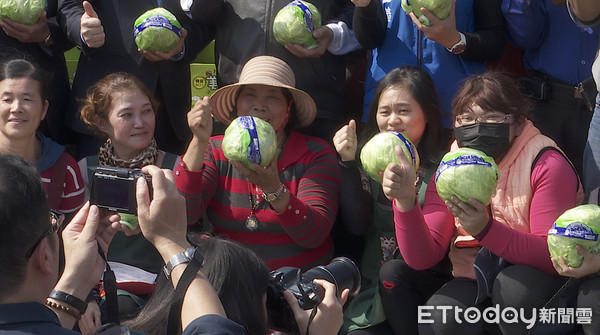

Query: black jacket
<box><xmin>207</xmin><ymin>0</ymin><xmax>353</xmax><ymax>122</ymax></box>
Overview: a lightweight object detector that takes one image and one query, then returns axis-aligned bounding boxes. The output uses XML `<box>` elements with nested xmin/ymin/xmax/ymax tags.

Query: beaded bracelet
<box><xmin>46</xmin><ymin>299</ymin><xmax>81</xmax><ymax>320</ymax></box>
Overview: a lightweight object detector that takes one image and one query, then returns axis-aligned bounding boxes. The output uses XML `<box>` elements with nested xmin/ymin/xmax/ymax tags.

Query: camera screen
<box><xmin>93</xmin><ymin>178</ymin><xmax>131</xmax><ymax>211</ymax></box>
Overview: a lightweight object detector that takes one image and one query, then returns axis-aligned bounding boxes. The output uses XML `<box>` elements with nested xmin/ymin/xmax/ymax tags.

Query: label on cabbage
<box><xmin>236</xmin><ymin>116</ymin><xmax>262</xmax><ymax>164</ymax></box>
<box><xmin>134</xmin><ymin>8</ymin><xmax>182</xmax><ymax>53</ymax></box>
<box><xmin>134</xmin><ymin>15</ymin><xmax>181</xmax><ymax>40</ymax></box>
<box><xmin>288</xmin><ymin>1</ymin><xmax>314</xmax><ymax>33</ymax></box>
<box><xmin>222</xmin><ymin>116</ymin><xmax>277</xmax><ymax>170</ymax></box>
<box><xmin>435</xmin><ymin>148</ymin><xmax>498</xmax><ymax>205</ymax></box>
<box><xmin>435</xmin><ymin>155</ymin><xmax>493</xmax><ymax>182</ymax></box>
<box><xmin>549</xmin><ymin>222</ymin><xmax>599</xmax><ymax>242</ymax></box>
<box><xmin>548</xmin><ymin>204</ymin><xmax>600</xmax><ymax>268</ymax></box>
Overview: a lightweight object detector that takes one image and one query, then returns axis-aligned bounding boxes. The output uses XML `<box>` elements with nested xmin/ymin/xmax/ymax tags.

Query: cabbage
<box><xmin>273</xmin><ymin>0</ymin><xmax>322</xmax><ymax>48</ymax></box>
<box><xmin>134</xmin><ymin>8</ymin><xmax>182</xmax><ymax>53</ymax></box>
<box><xmin>360</xmin><ymin>131</ymin><xmax>419</xmax><ymax>184</ymax></box>
<box><xmin>401</xmin><ymin>0</ymin><xmax>453</xmax><ymax>26</ymax></box>
<box><xmin>435</xmin><ymin>148</ymin><xmax>499</xmax><ymax>205</ymax></box>
<box><xmin>0</xmin><ymin>0</ymin><xmax>45</xmax><ymax>25</ymax></box>
<box><xmin>548</xmin><ymin>204</ymin><xmax>600</xmax><ymax>268</ymax></box>
<box><xmin>222</xmin><ymin>116</ymin><xmax>278</xmax><ymax>170</ymax></box>
<box><xmin>119</xmin><ymin>213</ymin><xmax>138</xmax><ymax>231</ymax></box>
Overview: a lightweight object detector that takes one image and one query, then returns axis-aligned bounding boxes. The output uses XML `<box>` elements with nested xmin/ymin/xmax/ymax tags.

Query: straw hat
<box><xmin>210</xmin><ymin>55</ymin><xmax>317</xmax><ymax>128</ymax></box>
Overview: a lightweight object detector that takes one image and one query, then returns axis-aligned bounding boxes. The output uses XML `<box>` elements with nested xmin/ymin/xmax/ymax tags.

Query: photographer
<box><xmin>0</xmin><ymin>154</ymin><xmax>242</xmax><ymax>335</ymax></box>
<box><xmin>124</xmin><ymin>235</ymin><xmax>349</xmax><ymax>335</ymax></box>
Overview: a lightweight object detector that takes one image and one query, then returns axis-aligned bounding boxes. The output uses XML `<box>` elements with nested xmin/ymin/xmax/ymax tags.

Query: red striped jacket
<box><xmin>175</xmin><ymin>131</ymin><xmax>340</xmax><ymax>270</ymax></box>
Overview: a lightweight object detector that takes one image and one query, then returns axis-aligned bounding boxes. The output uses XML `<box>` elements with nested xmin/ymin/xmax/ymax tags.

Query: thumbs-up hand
<box><xmin>381</xmin><ymin>145</ymin><xmax>417</xmax><ymax>210</ymax></box>
<box><xmin>80</xmin><ymin>0</ymin><xmax>104</xmax><ymax>48</ymax></box>
<box><xmin>333</xmin><ymin>119</ymin><xmax>358</xmax><ymax>162</ymax></box>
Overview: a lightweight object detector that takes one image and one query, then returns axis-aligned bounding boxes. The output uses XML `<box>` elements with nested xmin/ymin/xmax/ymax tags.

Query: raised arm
<box><xmin>352</xmin><ymin>0</ymin><xmax>387</xmax><ymax>50</ymax></box>
<box><xmin>137</xmin><ymin>165</ymin><xmax>230</xmax><ymax>329</ymax></box>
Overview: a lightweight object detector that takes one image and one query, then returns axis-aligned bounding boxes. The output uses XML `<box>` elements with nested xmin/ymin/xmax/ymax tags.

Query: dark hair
<box><xmin>80</xmin><ymin>72</ymin><xmax>159</xmax><ymax>139</ymax></box>
<box><xmin>452</xmin><ymin>71</ymin><xmax>532</xmax><ymax>123</ymax></box>
<box><xmin>0</xmin><ymin>154</ymin><xmax>50</xmax><ymax>300</ymax></box>
<box><xmin>0</xmin><ymin>58</ymin><xmax>51</xmax><ymax>101</ymax></box>
<box><xmin>360</xmin><ymin>66</ymin><xmax>447</xmax><ymax>167</ymax></box>
<box><xmin>124</xmin><ymin>235</ymin><xmax>270</xmax><ymax>335</ymax></box>
<box><xmin>231</xmin><ymin>86</ymin><xmax>300</xmax><ymax>133</ymax></box>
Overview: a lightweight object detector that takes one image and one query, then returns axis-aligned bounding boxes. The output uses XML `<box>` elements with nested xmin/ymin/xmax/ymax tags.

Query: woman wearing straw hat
<box><xmin>174</xmin><ymin>55</ymin><xmax>341</xmax><ymax>270</ymax></box>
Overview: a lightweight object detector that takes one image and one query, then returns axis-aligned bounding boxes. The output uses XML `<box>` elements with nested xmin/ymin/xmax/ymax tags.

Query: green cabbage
<box><xmin>222</xmin><ymin>116</ymin><xmax>277</xmax><ymax>170</ymax></box>
<box><xmin>360</xmin><ymin>131</ymin><xmax>419</xmax><ymax>184</ymax></box>
<box><xmin>0</xmin><ymin>0</ymin><xmax>45</xmax><ymax>25</ymax></box>
<box><xmin>134</xmin><ymin>8</ymin><xmax>182</xmax><ymax>53</ymax></box>
<box><xmin>548</xmin><ymin>204</ymin><xmax>600</xmax><ymax>268</ymax></box>
<box><xmin>119</xmin><ymin>213</ymin><xmax>138</xmax><ymax>231</ymax></box>
<box><xmin>273</xmin><ymin>0</ymin><xmax>322</xmax><ymax>48</ymax></box>
<box><xmin>401</xmin><ymin>0</ymin><xmax>453</xmax><ymax>26</ymax></box>
<box><xmin>435</xmin><ymin>148</ymin><xmax>499</xmax><ymax>205</ymax></box>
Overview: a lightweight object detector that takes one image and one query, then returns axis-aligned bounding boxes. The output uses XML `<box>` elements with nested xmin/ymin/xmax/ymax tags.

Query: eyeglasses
<box><xmin>25</xmin><ymin>210</ymin><xmax>66</xmax><ymax>259</ymax></box>
<box><xmin>455</xmin><ymin>113</ymin><xmax>514</xmax><ymax>126</ymax></box>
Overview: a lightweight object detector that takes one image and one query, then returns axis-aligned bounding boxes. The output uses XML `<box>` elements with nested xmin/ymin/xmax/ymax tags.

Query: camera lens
<box><xmin>302</xmin><ymin>257</ymin><xmax>361</xmax><ymax>296</ymax></box>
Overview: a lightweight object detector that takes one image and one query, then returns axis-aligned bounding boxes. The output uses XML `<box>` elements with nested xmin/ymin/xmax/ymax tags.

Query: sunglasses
<box><xmin>25</xmin><ymin>210</ymin><xmax>66</xmax><ymax>259</ymax></box>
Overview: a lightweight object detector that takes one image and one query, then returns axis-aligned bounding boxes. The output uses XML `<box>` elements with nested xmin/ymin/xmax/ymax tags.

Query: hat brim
<box><xmin>210</xmin><ymin>81</ymin><xmax>317</xmax><ymax>129</ymax></box>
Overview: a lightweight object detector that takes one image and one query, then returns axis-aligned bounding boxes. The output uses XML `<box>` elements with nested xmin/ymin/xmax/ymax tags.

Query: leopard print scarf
<box><xmin>98</xmin><ymin>138</ymin><xmax>158</xmax><ymax>169</ymax></box>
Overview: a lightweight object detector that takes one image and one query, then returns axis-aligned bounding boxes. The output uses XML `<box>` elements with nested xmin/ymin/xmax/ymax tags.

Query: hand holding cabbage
<box><xmin>401</xmin><ymin>0</ymin><xmax>453</xmax><ymax>26</ymax></box>
<box><xmin>273</xmin><ymin>0</ymin><xmax>322</xmax><ymax>49</ymax></box>
<box><xmin>134</xmin><ymin>7</ymin><xmax>182</xmax><ymax>53</ymax></box>
<box><xmin>360</xmin><ymin>131</ymin><xmax>419</xmax><ymax>184</ymax></box>
<box><xmin>548</xmin><ymin>204</ymin><xmax>600</xmax><ymax>270</ymax></box>
<box><xmin>0</xmin><ymin>0</ymin><xmax>45</xmax><ymax>25</ymax></box>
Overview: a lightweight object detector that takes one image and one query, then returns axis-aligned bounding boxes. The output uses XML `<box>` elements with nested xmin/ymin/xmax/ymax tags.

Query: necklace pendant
<box><xmin>245</xmin><ymin>215</ymin><xmax>260</xmax><ymax>231</ymax></box>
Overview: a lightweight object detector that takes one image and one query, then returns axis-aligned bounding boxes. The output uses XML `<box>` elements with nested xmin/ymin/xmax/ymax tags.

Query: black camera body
<box><xmin>90</xmin><ymin>166</ymin><xmax>152</xmax><ymax>214</ymax></box>
<box><xmin>266</xmin><ymin>257</ymin><xmax>361</xmax><ymax>333</ymax></box>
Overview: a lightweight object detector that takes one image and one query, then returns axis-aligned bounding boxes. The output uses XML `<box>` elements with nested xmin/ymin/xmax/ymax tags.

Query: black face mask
<box><xmin>454</xmin><ymin>123</ymin><xmax>511</xmax><ymax>160</ymax></box>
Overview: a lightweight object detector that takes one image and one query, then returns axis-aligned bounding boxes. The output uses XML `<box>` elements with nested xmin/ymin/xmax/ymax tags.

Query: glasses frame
<box><xmin>455</xmin><ymin>113</ymin><xmax>514</xmax><ymax>126</ymax></box>
<box><xmin>24</xmin><ymin>209</ymin><xmax>66</xmax><ymax>259</ymax></box>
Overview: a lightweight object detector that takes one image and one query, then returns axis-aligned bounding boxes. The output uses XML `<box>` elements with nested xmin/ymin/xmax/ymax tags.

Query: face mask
<box><xmin>454</xmin><ymin>123</ymin><xmax>511</xmax><ymax>160</ymax></box>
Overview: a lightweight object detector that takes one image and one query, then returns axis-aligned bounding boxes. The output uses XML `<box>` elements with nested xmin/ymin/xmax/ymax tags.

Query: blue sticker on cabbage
<box><xmin>392</xmin><ymin>132</ymin><xmax>416</xmax><ymax>167</ymax></box>
<box><xmin>134</xmin><ymin>15</ymin><xmax>182</xmax><ymax>38</ymax></box>
<box><xmin>549</xmin><ymin>222</ymin><xmax>599</xmax><ymax>242</ymax></box>
<box><xmin>236</xmin><ymin>116</ymin><xmax>262</xmax><ymax>164</ymax></box>
<box><xmin>435</xmin><ymin>155</ymin><xmax>494</xmax><ymax>182</ymax></box>
<box><xmin>287</xmin><ymin>0</ymin><xmax>314</xmax><ymax>33</ymax></box>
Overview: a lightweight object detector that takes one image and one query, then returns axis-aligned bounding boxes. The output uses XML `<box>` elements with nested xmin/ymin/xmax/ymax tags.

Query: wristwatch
<box><xmin>42</xmin><ymin>34</ymin><xmax>53</xmax><ymax>47</ymax></box>
<box><xmin>262</xmin><ymin>183</ymin><xmax>287</xmax><ymax>202</ymax></box>
<box><xmin>163</xmin><ymin>247</ymin><xmax>196</xmax><ymax>279</ymax></box>
<box><xmin>447</xmin><ymin>32</ymin><xmax>466</xmax><ymax>55</ymax></box>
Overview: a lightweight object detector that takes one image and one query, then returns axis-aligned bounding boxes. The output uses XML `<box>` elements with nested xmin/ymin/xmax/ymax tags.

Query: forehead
<box><xmin>240</xmin><ymin>84</ymin><xmax>285</xmax><ymax>96</ymax></box>
<box><xmin>462</xmin><ymin>104</ymin><xmax>504</xmax><ymax>115</ymax></box>
<box><xmin>0</xmin><ymin>77</ymin><xmax>41</xmax><ymax>95</ymax></box>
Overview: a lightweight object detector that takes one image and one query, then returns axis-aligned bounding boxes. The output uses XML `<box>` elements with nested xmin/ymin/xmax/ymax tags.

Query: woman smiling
<box><xmin>0</xmin><ymin>59</ymin><xmax>84</xmax><ymax>214</ymax></box>
<box><xmin>77</xmin><ymin>72</ymin><xmax>181</xmax><ymax>324</ymax></box>
<box><xmin>175</xmin><ymin>55</ymin><xmax>341</xmax><ymax>270</ymax></box>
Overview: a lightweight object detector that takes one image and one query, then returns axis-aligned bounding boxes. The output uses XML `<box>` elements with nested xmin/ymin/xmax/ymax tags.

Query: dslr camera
<box><xmin>266</xmin><ymin>257</ymin><xmax>361</xmax><ymax>333</ymax></box>
<box><xmin>90</xmin><ymin>166</ymin><xmax>152</xmax><ymax>214</ymax></box>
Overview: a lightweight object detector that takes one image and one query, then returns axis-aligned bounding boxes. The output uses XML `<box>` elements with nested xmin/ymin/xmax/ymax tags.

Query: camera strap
<box><xmin>294</xmin><ymin>269</ymin><xmax>319</xmax><ymax>335</ymax></box>
<box><xmin>98</xmin><ymin>243</ymin><xmax>120</xmax><ymax>325</ymax></box>
<box><xmin>166</xmin><ymin>249</ymin><xmax>204</xmax><ymax>335</ymax></box>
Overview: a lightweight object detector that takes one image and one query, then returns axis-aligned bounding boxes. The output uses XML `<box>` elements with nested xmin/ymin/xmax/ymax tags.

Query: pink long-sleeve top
<box><xmin>394</xmin><ymin>149</ymin><xmax>579</xmax><ymax>275</ymax></box>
